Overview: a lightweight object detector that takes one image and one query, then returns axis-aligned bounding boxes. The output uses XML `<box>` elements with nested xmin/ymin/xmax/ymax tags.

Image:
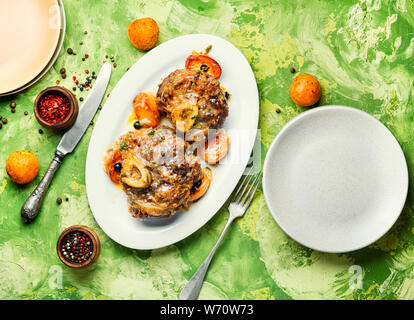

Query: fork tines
<box><xmin>231</xmin><ymin>167</ymin><xmax>263</xmax><ymax>208</ymax></box>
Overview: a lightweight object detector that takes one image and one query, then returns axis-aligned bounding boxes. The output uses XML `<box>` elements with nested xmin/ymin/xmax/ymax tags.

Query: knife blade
<box><xmin>21</xmin><ymin>62</ymin><xmax>112</xmax><ymax>223</ymax></box>
<box><xmin>57</xmin><ymin>62</ymin><xmax>111</xmax><ymax>155</ymax></box>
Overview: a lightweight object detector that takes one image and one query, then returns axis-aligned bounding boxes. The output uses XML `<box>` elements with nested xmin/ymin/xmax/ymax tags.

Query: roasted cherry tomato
<box><xmin>133</xmin><ymin>92</ymin><xmax>160</xmax><ymax>127</ymax></box>
<box><xmin>106</xmin><ymin>149</ymin><xmax>123</xmax><ymax>184</ymax></box>
<box><xmin>190</xmin><ymin>167</ymin><xmax>213</xmax><ymax>202</ymax></box>
<box><xmin>185</xmin><ymin>54</ymin><xmax>222</xmax><ymax>79</ymax></box>
<box><xmin>203</xmin><ymin>130</ymin><xmax>229</xmax><ymax>164</ymax></box>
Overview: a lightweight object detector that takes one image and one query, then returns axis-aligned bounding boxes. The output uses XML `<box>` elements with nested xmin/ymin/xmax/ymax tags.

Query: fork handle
<box><xmin>179</xmin><ymin>216</ymin><xmax>235</xmax><ymax>300</ymax></box>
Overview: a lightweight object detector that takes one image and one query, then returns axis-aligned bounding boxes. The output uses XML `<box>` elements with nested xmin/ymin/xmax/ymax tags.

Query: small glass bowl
<box><xmin>57</xmin><ymin>225</ymin><xmax>101</xmax><ymax>268</ymax></box>
<box><xmin>34</xmin><ymin>86</ymin><xmax>79</xmax><ymax>131</ymax></box>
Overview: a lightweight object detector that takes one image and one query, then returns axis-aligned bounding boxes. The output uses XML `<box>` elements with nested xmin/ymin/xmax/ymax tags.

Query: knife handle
<box><xmin>21</xmin><ymin>151</ymin><xmax>65</xmax><ymax>223</ymax></box>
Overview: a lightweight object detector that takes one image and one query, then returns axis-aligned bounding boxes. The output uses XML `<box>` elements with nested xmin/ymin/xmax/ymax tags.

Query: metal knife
<box><xmin>21</xmin><ymin>62</ymin><xmax>112</xmax><ymax>223</ymax></box>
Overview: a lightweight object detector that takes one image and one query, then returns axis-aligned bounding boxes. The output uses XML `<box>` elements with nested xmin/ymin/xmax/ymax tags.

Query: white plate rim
<box><xmin>262</xmin><ymin>105</ymin><xmax>409</xmax><ymax>253</ymax></box>
<box><xmin>85</xmin><ymin>34</ymin><xmax>259</xmax><ymax>250</ymax></box>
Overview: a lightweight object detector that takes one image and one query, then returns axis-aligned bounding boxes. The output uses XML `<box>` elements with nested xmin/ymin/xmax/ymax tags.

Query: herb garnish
<box><xmin>119</xmin><ymin>141</ymin><xmax>127</xmax><ymax>150</ymax></box>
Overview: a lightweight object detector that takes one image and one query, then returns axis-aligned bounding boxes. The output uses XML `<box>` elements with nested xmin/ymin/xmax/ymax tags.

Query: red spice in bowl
<box><xmin>38</xmin><ymin>92</ymin><xmax>71</xmax><ymax>123</ymax></box>
<box><xmin>34</xmin><ymin>86</ymin><xmax>78</xmax><ymax>131</ymax></box>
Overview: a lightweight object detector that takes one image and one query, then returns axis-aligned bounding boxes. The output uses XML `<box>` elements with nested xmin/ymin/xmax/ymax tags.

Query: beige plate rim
<box><xmin>0</xmin><ymin>0</ymin><xmax>66</xmax><ymax>97</ymax></box>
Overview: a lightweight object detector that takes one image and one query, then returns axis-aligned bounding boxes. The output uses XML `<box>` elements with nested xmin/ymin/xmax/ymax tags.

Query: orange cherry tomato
<box><xmin>185</xmin><ymin>54</ymin><xmax>222</xmax><ymax>79</ymax></box>
<box><xmin>190</xmin><ymin>167</ymin><xmax>213</xmax><ymax>202</ymax></box>
<box><xmin>106</xmin><ymin>149</ymin><xmax>122</xmax><ymax>184</ymax></box>
<box><xmin>133</xmin><ymin>92</ymin><xmax>160</xmax><ymax>127</ymax></box>
<box><xmin>203</xmin><ymin>130</ymin><xmax>229</xmax><ymax>164</ymax></box>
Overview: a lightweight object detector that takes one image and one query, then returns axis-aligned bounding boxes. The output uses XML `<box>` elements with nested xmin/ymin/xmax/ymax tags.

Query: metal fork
<box><xmin>179</xmin><ymin>167</ymin><xmax>263</xmax><ymax>300</ymax></box>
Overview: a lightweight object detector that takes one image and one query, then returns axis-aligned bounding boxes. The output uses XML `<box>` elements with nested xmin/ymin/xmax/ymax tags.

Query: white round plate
<box><xmin>86</xmin><ymin>34</ymin><xmax>259</xmax><ymax>250</ymax></box>
<box><xmin>263</xmin><ymin>106</ymin><xmax>408</xmax><ymax>253</ymax></box>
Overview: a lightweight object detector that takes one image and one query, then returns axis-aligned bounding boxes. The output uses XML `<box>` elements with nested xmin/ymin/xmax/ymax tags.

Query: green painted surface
<box><xmin>0</xmin><ymin>0</ymin><xmax>413</xmax><ymax>300</ymax></box>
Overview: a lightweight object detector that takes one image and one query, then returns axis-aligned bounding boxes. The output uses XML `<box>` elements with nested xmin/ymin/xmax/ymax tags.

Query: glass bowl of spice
<box><xmin>34</xmin><ymin>86</ymin><xmax>78</xmax><ymax>131</ymax></box>
<box><xmin>57</xmin><ymin>225</ymin><xmax>101</xmax><ymax>268</ymax></box>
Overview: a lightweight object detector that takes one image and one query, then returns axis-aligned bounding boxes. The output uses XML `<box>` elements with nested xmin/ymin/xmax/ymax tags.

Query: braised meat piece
<box><xmin>104</xmin><ymin>126</ymin><xmax>204</xmax><ymax>218</ymax></box>
<box><xmin>156</xmin><ymin>69</ymin><xmax>228</xmax><ymax>138</ymax></box>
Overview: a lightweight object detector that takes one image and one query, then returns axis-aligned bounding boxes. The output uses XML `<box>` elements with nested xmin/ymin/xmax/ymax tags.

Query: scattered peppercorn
<box><xmin>60</xmin><ymin>68</ymin><xmax>66</xmax><ymax>74</ymax></box>
<box><xmin>80</xmin><ymin>97</ymin><xmax>84</xmax><ymax>102</ymax></box>
<box><xmin>62</xmin><ymin>73</ymin><xmax>67</xmax><ymax>79</ymax></box>
<box><xmin>84</xmin><ymin>31</ymin><xmax>88</xmax><ymax>35</ymax></box>
<box><xmin>90</xmin><ymin>121</ymin><xmax>94</xmax><ymax>126</ymax></box>
<box><xmin>113</xmin><ymin>63</ymin><xmax>117</xmax><ymax>68</ymax></box>
<box><xmin>10</xmin><ymin>102</ymin><xmax>16</xmax><ymax>108</ymax></box>
<box><xmin>38</xmin><ymin>129</ymin><xmax>43</xmax><ymax>134</ymax></box>
<box><xmin>11</xmin><ymin>109</ymin><xmax>15</xmax><ymax>113</ymax></box>
<box><xmin>82</xmin><ymin>57</ymin><xmax>85</xmax><ymax>62</ymax></box>
<box><xmin>67</xmin><ymin>48</ymin><xmax>73</xmax><ymax>54</ymax></box>
<box><xmin>2</xmin><ymin>118</ymin><xmax>7</xmax><ymax>124</ymax></box>
<box><xmin>276</xmin><ymin>108</ymin><xmax>281</xmax><ymax>113</ymax></box>
<box><xmin>24</xmin><ymin>111</ymin><xmax>28</xmax><ymax>115</ymax></box>
<box><xmin>57</xmin><ymin>197</ymin><xmax>62</xmax><ymax>205</ymax></box>
<box><xmin>0</xmin><ymin>123</ymin><xmax>2</xmax><ymax>129</ymax></box>
<box><xmin>73</xmin><ymin>87</ymin><xmax>76</xmax><ymax>91</ymax></box>
<box><xmin>65</xmin><ymin>197</ymin><xmax>69</xmax><ymax>201</ymax></box>
<box><xmin>290</xmin><ymin>67</ymin><xmax>296</xmax><ymax>73</ymax></box>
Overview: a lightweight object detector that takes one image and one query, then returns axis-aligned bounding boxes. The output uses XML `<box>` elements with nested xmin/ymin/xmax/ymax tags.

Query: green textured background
<box><xmin>0</xmin><ymin>0</ymin><xmax>413</xmax><ymax>300</ymax></box>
